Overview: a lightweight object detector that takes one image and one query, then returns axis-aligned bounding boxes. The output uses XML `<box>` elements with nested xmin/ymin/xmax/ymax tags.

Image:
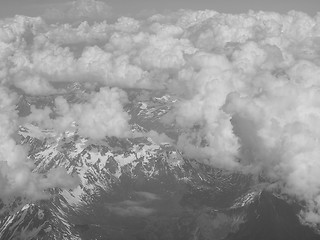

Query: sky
<box><xmin>0</xmin><ymin>0</ymin><xmax>319</xmax><ymax>18</ymax></box>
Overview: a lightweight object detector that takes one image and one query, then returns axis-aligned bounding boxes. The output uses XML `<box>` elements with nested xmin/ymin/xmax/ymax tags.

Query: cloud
<box><xmin>0</xmin><ymin>86</ymin><xmax>79</xmax><ymax>201</ymax></box>
<box><xmin>136</xmin><ymin>33</ymin><xmax>196</xmax><ymax>70</ymax></box>
<box><xmin>114</xmin><ymin>17</ymin><xmax>140</xmax><ymax>33</ymax></box>
<box><xmin>146</xmin><ymin>130</ymin><xmax>173</xmax><ymax>145</ymax></box>
<box><xmin>70</xmin><ymin>87</ymin><xmax>131</xmax><ymax>139</ymax></box>
<box><xmin>45</xmin><ymin>20</ymin><xmax>111</xmax><ymax>45</ymax></box>
<box><xmin>2</xmin><ymin>8</ymin><xmax>320</xmax><ymax>225</ymax></box>
<box><xmin>223</xmin><ymin>71</ymin><xmax>320</xmax><ymax>221</ymax></box>
<box><xmin>25</xmin><ymin>87</ymin><xmax>131</xmax><ymax>139</ymax></box>
<box><xmin>41</xmin><ymin>167</ymin><xmax>81</xmax><ymax>190</ymax></box>
<box><xmin>105</xmin><ymin>191</ymin><xmax>159</xmax><ymax>217</ymax></box>
<box><xmin>13</xmin><ymin>73</ymin><xmax>58</xmax><ymax>95</ymax></box>
<box><xmin>106</xmin><ymin>202</ymin><xmax>155</xmax><ymax>217</ymax></box>
<box><xmin>43</xmin><ymin>0</ymin><xmax>113</xmax><ymax>22</ymax></box>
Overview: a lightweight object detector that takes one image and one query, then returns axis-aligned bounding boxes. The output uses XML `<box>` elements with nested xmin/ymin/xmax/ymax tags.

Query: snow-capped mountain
<box><xmin>1</xmin><ymin>89</ymin><xmax>319</xmax><ymax>240</ymax></box>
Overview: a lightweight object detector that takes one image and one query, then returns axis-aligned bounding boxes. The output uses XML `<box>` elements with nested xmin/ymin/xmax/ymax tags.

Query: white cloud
<box><xmin>25</xmin><ymin>87</ymin><xmax>131</xmax><ymax>139</ymax></box>
<box><xmin>13</xmin><ymin>74</ymin><xmax>58</xmax><ymax>95</ymax></box>
<box><xmin>2</xmin><ymin>9</ymin><xmax>320</xmax><ymax>224</ymax></box>
<box><xmin>43</xmin><ymin>0</ymin><xmax>113</xmax><ymax>22</ymax></box>
<box><xmin>73</xmin><ymin>87</ymin><xmax>131</xmax><ymax>139</ymax></box>
<box><xmin>114</xmin><ymin>17</ymin><xmax>140</xmax><ymax>33</ymax></box>
<box><xmin>136</xmin><ymin>34</ymin><xmax>196</xmax><ymax>70</ymax></box>
<box><xmin>0</xmin><ymin>86</ymin><xmax>79</xmax><ymax>200</ymax></box>
<box><xmin>45</xmin><ymin>21</ymin><xmax>111</xmax><ymax>45</ymax></box>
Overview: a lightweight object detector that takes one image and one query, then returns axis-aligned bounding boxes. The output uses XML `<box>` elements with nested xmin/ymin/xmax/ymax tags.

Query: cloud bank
<box><xmin>1</xmin><ymin>0</ymin><xmax>320</xmax><ymax>223</ymax></box>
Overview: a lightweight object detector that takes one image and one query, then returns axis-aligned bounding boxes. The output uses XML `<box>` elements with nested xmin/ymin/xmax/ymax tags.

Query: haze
<box><xmin>0</xmin><ymin>0</ymin><xmax>319</xmax><ymax>18</ymax></box>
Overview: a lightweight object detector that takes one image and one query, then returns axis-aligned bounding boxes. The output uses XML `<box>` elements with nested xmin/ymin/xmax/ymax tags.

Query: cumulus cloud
<box><xmin>43</xmin><ymin>0</ymin><xmax>113</xmax><ymax>22</ymax></box>
<box><xmin>45</xmin><ymin>20</ymin><xmax>111</xmax><ymax>45</ymax></box>
<box><xmin>223</xmin><ymin>73</ymin><xmax>320</xmax><ymax>221</ymax></box>
<box><xmin>67</xmin><ymin>87</ymin><xmax>131</xmax><ymax>139</ymax></box>
<box><xmin>2</xmin><ymin>7</ymin><xmax>320</xmax><ymax>225</ymax></box>
<box><xmin>0</xmin><ymin>86</ymin><xmax>79</xmax><ymax>201</ymax></box>
<box><xmin>13</xmin><ymin>73</ymin><xmax>58</xmax><ymax>95</ymax></box>
<box><xmin>25</xmin><ymin>87</ymin><xmax>131</xmax><ymax>139</ymax></box>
